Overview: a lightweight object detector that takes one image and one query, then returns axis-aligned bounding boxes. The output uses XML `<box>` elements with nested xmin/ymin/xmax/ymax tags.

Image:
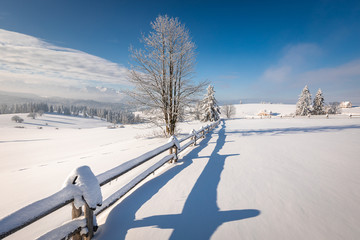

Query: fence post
<box><xmin>84</xmin><ymin>203</ymin><xmax>94</xmax><ymax>240</ymax></box>
<box><xmin>71</xmin><ymin>202</ymin><xmax>82</xmax><ymax>240</ymax></box>
<box><xmin>67</xmin><ymin>166</ymin><xmax>101</xmax><ymax>240</ymax></box>
<box><xmin>190</xmin><ymin>129</ymin><xmax>197</xmax><ymax>146</ymax></box>
<box><xmin>168</xmin><ymin>135</ymin><xmax>179</xmax><ymax>163</ymax></box>
<box><xmin>173</xmin><ymin>146</ymin><xmax>178</xmax><ymax>163</ymax></box>
<box><xmin>169</xmin><ymin>147</ymin><xmax>173</xmax><ymax>163</ymax></box>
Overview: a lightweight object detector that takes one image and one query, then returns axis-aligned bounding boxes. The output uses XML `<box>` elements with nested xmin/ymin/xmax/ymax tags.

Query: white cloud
<box><xmin>261</xmin><ymin>43</ymin><xmax>321</xmax><ymax>83</ymax></box>
<box><xmin>0</xmin><ymin>29</ymin><xmax>130</xmax><ymax>101</ymax></box>
<box><xmin>262</xmin><ymin>66</ymin><xmax>292</xmax><ymax>83</ymax></box>
<box><xmin>257</xmin><ymin>43</ymin><xmax>360</xmax><ymax>103</ymax></box>
<box><xmin>297</xmin><ymin>59</ymin><xmax>360</xmax><ymax>103</ymax></box>
<box><xmin>280</xmin><ymin>43</ymin><xmax>321</xmax><ymax>66</ymax></box>
<box><xmin>299</xmin><ymin>59</ymin><xmax>360</xmax><ymax>84</ymax></box>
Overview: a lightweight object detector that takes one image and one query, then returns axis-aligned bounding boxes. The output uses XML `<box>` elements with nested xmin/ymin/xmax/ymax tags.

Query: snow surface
<box><xmin>231</xmin><ymin>103</ymin><xmax>296</xmax><ymax>118</ymax></box>
<box><xmin>37</xmin><ymin>217</ymin><xmax>86</xmax><ymax>240</ymax></box>
<box><xmin>95</xmin><ymin>154</ymin><xmax>175</xmax><ymax>216</ymax></box>
<box><xmin>0</xmin><ymin>113</ymin><xmax>205</xmax><ymax>239</ymax></box>
<box><xmin>95</xmin><ymin>107</ymin><xmax>360</xmax><ymax>240</ymax></box>
<box><xmin>1</xmin><ymin>105</ymin><xmax>360</xmax><ymax>239</ymax></box>
<box><xmin>341</xmin><ymin>106</ymin><xmax>360</xmax><ymax>115</ymax></box>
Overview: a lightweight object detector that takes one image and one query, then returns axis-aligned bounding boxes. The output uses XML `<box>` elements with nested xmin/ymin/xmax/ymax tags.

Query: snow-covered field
<box><xmin>232</xmin><ymin>103</ymin><xmax>296</xmax><ymax>117</ymax></box>
<box><xmin>1</xmin><ymin>104</ymin><xmax>360</xmax><ymax>239</ymax></box>
<box><xmin>0</xmin><ymin>113</ymin><xmax>206</xmax><ymax>239</ymax></box>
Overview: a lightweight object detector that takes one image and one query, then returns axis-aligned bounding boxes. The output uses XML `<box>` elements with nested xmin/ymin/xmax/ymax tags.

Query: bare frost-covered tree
<box><xmin>222</xmin><ymin>104</ymin><xmax>236</xmax><ymax>119</ymax></box>
<box><xmin>127</xmin><ymin>15</ymin><xmax>206</xmax><ymax>136</ymax></box>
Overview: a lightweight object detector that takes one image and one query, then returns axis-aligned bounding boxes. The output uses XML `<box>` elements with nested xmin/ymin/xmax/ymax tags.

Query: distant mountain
<box><xmin>80</xmin><ymin>86</ymin><xmax>121</xmax><ymax>95</ymax></box>
<box><xmin>218</xmin><ymin>98</ymin><xmax>297</xmax><ymax>105</ymax></box>
<box><xmin>0</xmin><ymin>91</ymin><xmax>44</xmax><ymax>104</ymax></box>
<box><xmin>0</xmin><ymin>90</ymin><xmax>131</xmax><ymax>111</ymax></box>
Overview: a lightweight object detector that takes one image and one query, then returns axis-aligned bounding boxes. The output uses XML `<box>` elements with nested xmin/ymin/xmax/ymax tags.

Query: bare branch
<box><xmin>126</xmin><ymin>15</ymin><xmax>206</xmax><ymax>136</ymax></box>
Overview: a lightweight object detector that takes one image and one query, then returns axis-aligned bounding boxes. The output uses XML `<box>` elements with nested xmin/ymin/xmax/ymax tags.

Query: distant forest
<box><xmin>0</xmin><ymin>102</ymin><xmax>142</xmax><ymax>124</ymax></box>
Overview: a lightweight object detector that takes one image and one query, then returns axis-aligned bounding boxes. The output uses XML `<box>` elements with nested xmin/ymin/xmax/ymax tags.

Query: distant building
<box><xmin>257</xmin><ymin>109</ymin><xmax>272</xmax><ymax>116</ymax></box>
<box><xmin>340</xmin><ymin>101</ymin><xmax>352</xmax><ymax>108</ymax></box>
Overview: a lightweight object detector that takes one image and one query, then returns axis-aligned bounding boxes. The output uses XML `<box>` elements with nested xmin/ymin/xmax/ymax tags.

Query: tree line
<box><xmin>1</xmin><ymin>102</ymin><xmax>141</xmax><ymax>124</ymax></box>
<box><xmin>295</xmin><ymin>85</ymin><xmax>341</xmax><ymax>116</ymax></box>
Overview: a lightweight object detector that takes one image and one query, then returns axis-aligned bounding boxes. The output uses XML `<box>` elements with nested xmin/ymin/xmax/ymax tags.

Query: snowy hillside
<box><xmin>231</xmin><ymin>103</ymin><xmax>296</xmax><ymax>118</ymax></box>
<box><xmin>1</xmin><ymin>104</ymin><xmax>360</xmax><ymax>239</ymax></box>
<box><xmin>225</xmin><ymin>103</ymin><xmax>360</xmax><ymax>118</ymax></box>
<box><xmin>0</xmin><ymin>114</ymin><xmax>204</xmax><ymax>217</ymax></box>
<box><xmin>341</xmin><ymin>106</ymin><xmax>360</xmax><ymax>115</ymax></box>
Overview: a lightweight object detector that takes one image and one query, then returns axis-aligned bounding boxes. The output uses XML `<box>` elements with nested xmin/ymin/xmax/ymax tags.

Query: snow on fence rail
<box><xmin>0</xmin><ymin>120</ymin><xmax>220</xmax><ymax>240</ymax></box>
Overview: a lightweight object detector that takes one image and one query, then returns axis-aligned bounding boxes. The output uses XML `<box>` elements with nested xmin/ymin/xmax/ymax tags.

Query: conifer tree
<box><xmin>296</xmin><ymin>85</ymin><xmax>312</xmax><ymax>116</ymax></box>
<box><xmin>201</xmin><ymin>85</ymin><xmax>221</xmax><ymax>122</ymax></box>
<box><xmin>313</xmin><ymin>89</ymin><xmax>325</xmax><ymax>115</ymax></box>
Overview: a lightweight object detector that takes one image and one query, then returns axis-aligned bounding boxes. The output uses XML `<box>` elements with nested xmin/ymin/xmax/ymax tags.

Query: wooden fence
<box><xmin>0</xmin><ymin>120</ymin><xmax>220</xmax><ymax>240</ymax></box>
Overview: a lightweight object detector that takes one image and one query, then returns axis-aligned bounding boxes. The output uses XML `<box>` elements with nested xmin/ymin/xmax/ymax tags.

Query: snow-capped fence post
<box><xmin>64</xmin><ymin>166</ymin><xmax>102</xmax><ymax>240</ymax></box>
<box><xmin>168</xmin><ymin>136</ymin><xmax>180</xmax><ymax>163</ymax></box>
<box><xmin>190</xmin><ymin>129</ymin><xmax>197</xmax><ymax>146</ymax></box>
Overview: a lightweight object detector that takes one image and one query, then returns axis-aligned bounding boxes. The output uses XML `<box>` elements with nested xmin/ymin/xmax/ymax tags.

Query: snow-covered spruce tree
<box><xmin>313</xmin><ymin>89</ymin><xmax>325</xmax><ymax>115</ymax></box>
<box><xmin>201</xmin><ymin>85</ymin><xmax>221</xmax><ymax>122</ymax></box>
<box><xmin>127</xmin><ymin>15</ymin><xmax>207</xmax><ymax>137</ymax></box>
<box><xmin>296</xmin><ymin>85</ymin><xmax>312</xmax><ymax>116</ymax></box>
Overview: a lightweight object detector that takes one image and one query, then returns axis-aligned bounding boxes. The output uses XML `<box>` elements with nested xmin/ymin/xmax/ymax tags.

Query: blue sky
<box><xmin>0</xmin><ymin>0</ymin><xmax>359</xmax><ymax>103</ymax></box>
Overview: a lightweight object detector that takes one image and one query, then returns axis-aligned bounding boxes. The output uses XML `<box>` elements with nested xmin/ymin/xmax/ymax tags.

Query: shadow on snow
<box><xmin>0</xmin><ymin>138</ymin><xmax>50</xmax><ymax>144</ymax></box>
<box><xmin>228</xmin><ymin>124</ymin><xmax>360</xmax><ymax>137</ymax></box>
<box><xmin>97</xmin><ymin>120</ymin><xmax>260</xmax><ymax>239</ymax></box>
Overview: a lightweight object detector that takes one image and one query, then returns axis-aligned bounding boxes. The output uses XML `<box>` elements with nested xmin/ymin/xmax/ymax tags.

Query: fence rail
<box><xmin>0</xmin><ymin>120</ymin><xmax>220</xmax><ymax>240</ymax></box>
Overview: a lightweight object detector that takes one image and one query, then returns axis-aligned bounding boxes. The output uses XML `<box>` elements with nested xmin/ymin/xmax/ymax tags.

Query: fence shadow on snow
<box><xmin>97</xmin><ymin>120</ymin><xmax>260</xmax><ymax>239</ymax></box>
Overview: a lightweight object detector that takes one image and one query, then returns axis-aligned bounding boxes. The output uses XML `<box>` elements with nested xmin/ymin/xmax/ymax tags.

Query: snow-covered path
<box><xmin>95</xmin><ymin>118</ymin><xmax>360</xmax><ymax>240</ymax></box>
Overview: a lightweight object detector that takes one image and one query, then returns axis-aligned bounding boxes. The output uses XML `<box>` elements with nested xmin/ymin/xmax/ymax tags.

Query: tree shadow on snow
<box><xmin>39</xmin><ymin>119</ymin><xmax>75</xmax><ymax>125</ymax></box>
<box><xmin>229</xmin><ymin>124</ymin><xmax>360</xmax><ymax>137</ymax></box>
<box><xmin>97</xmin><ymin>120</ymin><xmax>260</xmax><ymax>239</ymax></box>
<box><xmin>0</xmin><ymin>138</ymin><xmax>50</xmax><ymax>143</ymax></box>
